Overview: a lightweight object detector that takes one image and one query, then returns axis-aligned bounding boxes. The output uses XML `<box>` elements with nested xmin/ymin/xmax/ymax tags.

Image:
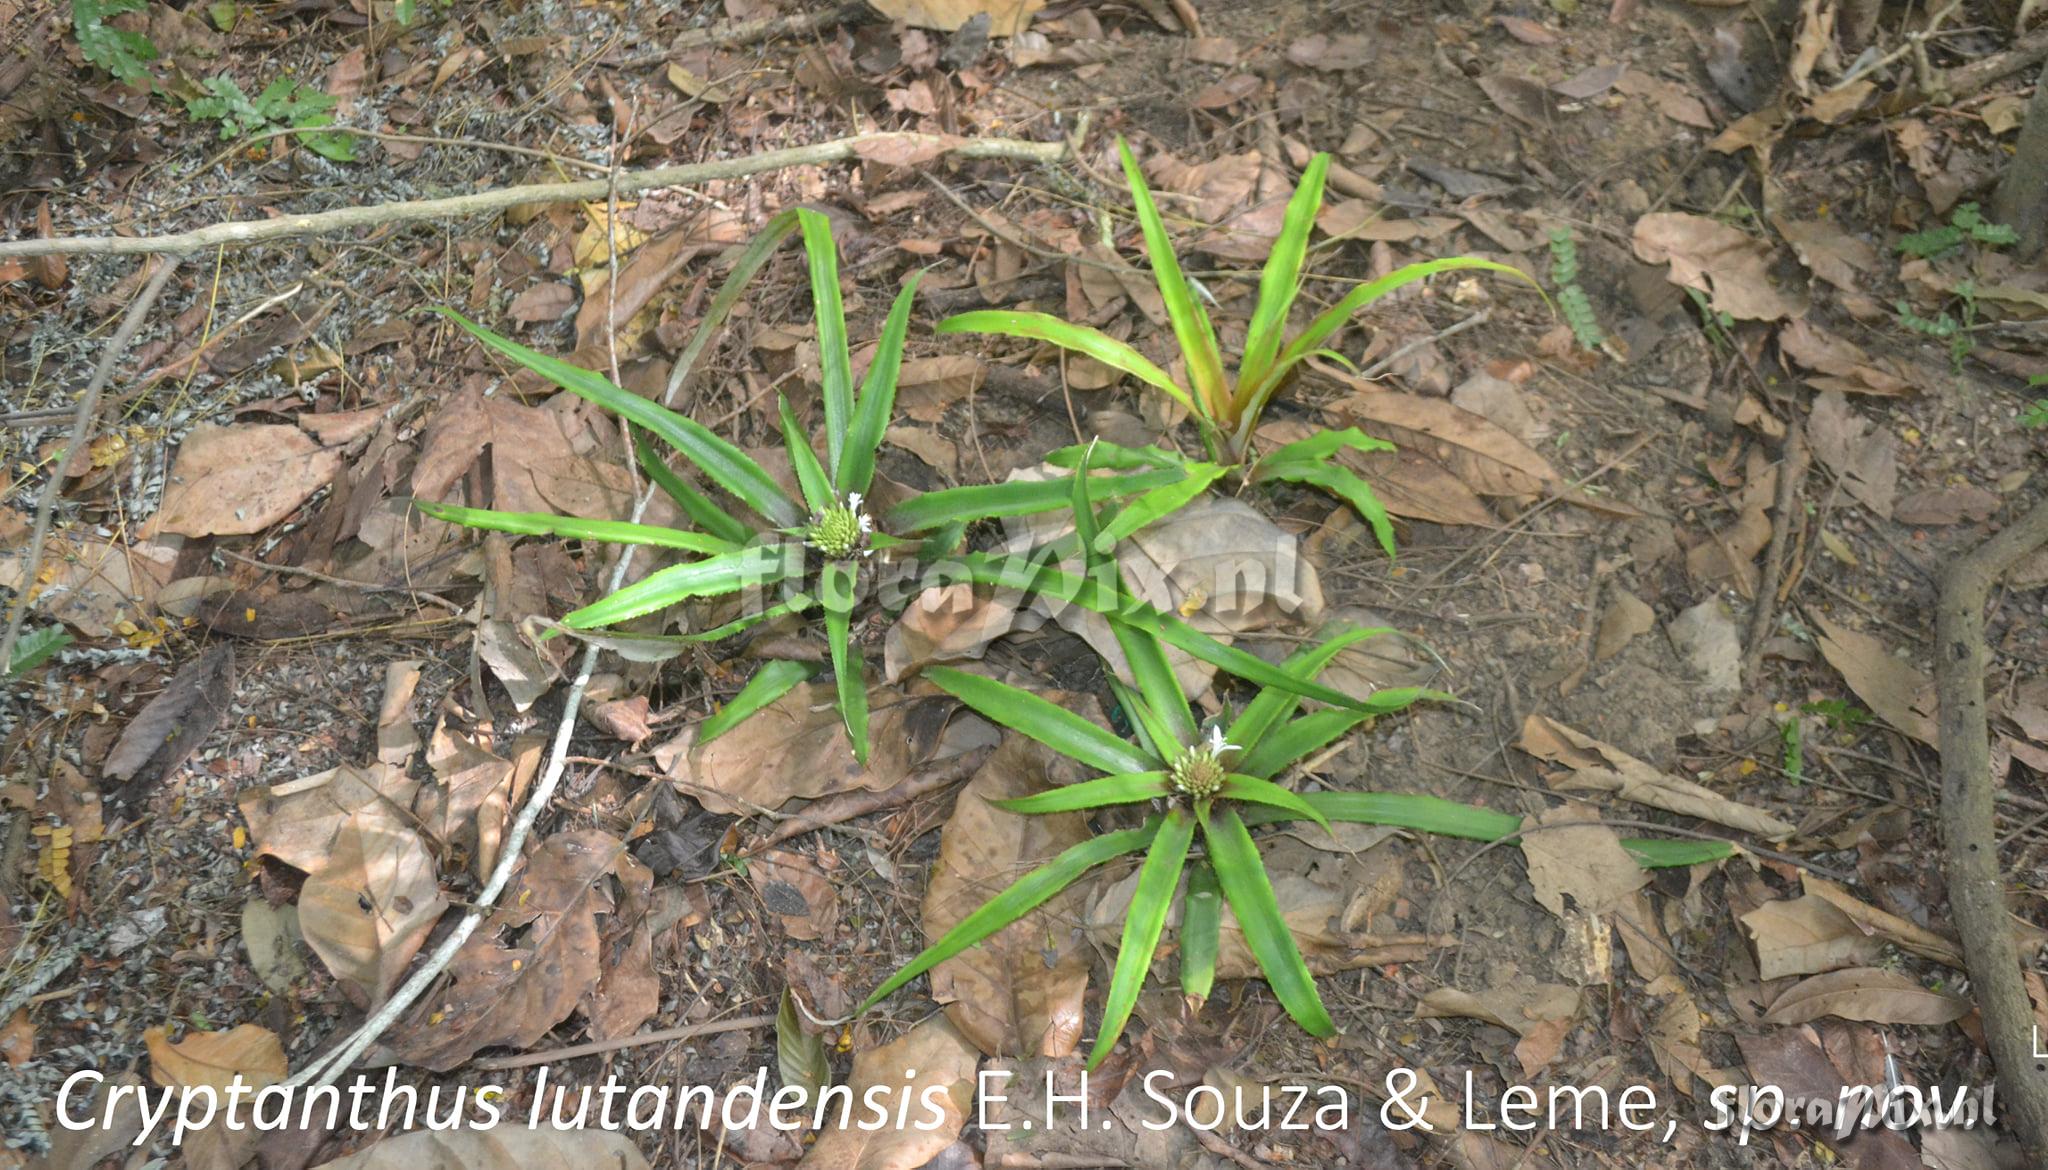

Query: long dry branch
<box><xmin>1935</xmin><ymin>496</ymin><xmax>2048</xmax><ymax>1163</ymax></box>
<box><xmin>0</xmin><ymin>132</ymin><xmax>1069</xmax><ymax>260</ymax></box>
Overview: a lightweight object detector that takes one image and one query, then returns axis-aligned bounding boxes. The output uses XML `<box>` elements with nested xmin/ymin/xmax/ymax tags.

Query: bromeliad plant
<box><xmin>938</xmin><ymin>137</ymin><xmax>1532</xmax><ymax>557</ymax></box>
<box><xmin>420</xmin><ymin>209</ymin><xmax>1209</xmax><ymax>762</ymax></box>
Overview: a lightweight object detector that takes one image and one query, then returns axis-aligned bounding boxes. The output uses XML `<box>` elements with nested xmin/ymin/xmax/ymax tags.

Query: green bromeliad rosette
<box><xmin>940</xmin><ymin>137</ymin><xmax>1539</xmax><ymax>559</ymax></box>
<box><xmin>417</xmin><ymin>209</ymin><xmax>1221</xmax><ymax>763</ymax></box>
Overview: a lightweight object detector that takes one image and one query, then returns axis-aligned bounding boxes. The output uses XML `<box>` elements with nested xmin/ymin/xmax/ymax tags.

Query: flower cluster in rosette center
<box><xmin>1169</xmin><ymin>725</ymin><xmax>1238</xmax><ymax>800</ymax></box>
<box><xmin>805</xmin><ymin>492</ymin><xmax>873</xmax><ymax>559</ymax></box>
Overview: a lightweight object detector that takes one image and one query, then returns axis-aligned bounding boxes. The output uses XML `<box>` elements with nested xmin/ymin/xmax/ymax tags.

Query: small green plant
<box><xmin>1895</xmin><ymin>280</ymin><xmax>1978</xmax><ymax>373</ymax></box>
<box><xmin>72</xmin><ymin>0</ymin><xmax>157</xmax><ymax>88</ymax></box>
<box><xmin>1548</xmin><ymin>228</ymin><xmax>1604</xmax><ymax>353</ymax></box>
<box><xmin>422</xmin><ymin>211</ymin><xmax>1211</xmax><ymax>761</ymax></box>
<box><xmin>1801</xmin><ymin>698</ymin><xmax>1871</xmax><ymax>733</ymax></box>
<box><xmin>1896</xmin><ymin>202</ymin><xmax>2018</xmax><ymax>259</ymax></box>
<box><xmin>1686</xmin><ymin>286</ymin><xmax>1736</xmax><ymax>351</ymax></box>
<box><xmin>186</xmin><ymin>75</ymin><xmax>356</xmax><ymax>162</ymax></box>
<box><xmin>937</xmin><ymin>137</ymin><xmax>1529</xmax><ymax>557</ymax></box>
<box><xmin>5</xmin><ymin>626</ymin><xmax>72</xmax><ymax>681</ymax></box>
<box><xmin>858</xmin><ymin>452</ymin><xmax>1729</xmax><ymax>1065</ymax></box>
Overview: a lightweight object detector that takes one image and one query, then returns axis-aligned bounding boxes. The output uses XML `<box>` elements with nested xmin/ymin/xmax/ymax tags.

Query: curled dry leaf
<box><xmin>375</xmin><ymin>660</ymin><xmax>423</xmax><ymax>766</ymax></box>
<box><xmin>419</xmin><ymin>720</ymin><xmax>539</xmax><ymax>880</ymax></box>
<box><xmin>1762</xmin><ymin>966</ymin><xmax>1970</xmax><ymax>1026</ymax></box>
<box><xmin>297</xmin><ymin>810</ymin><xmax>447</xmax><ymax>1004</ymax></box>
<box><xmin>922</xmin><ymin>734</ymin><xmax>1093</xmax><ymax>1058</ymax></box>
<box><xmin>1777</xmin><ymin>319</ymin><xmax>1913</xmax><ymax>396</ymax></box>
<box><xmin>1740</xmin><ymin>895</ymin><xmax>1881</xmax><ymax>980</ymax></box>
<box><xmin>1809</xmin><ymin>611</ymin><xmax>1939</xmax><ymax>748</ymax></box>
<box><xmin>383</xmin><ymin>829</ymin><xmax>653</xmax><ymax>1070</ymax></box>
<box><xmin>1518</xmin><ymin>802</ymin><xmax>1649</xmax><ymax>918</ymax></box>
<box><xmin>1329</xmin><ymin>392</ymin><xmax>1559</xmax><ymax>498</ymax></box>
<box><xmin>883</xmin><ymin>583</ymin><xmax>1038</xmax><ymax>683</ymax></box>
<box><xmin>801</xmin><ymin>1015</ymin><xmax>980</xmax><ymax>1170</ymax></box>
<box><xmin>1417</xmin><ymin>979</ymin><xmax>1581</xmax><ymax>1074</ymax></box>
<box><xmin>867</xmin><ymin>0</ymin><xmax>1043</xmax><ymax>36</ymax></box>
<box><xmin>103</xmin><ymin>643</ymin><xmax>236</xmax><ymax>790</ymax></box>
<box><xmin>1799</xmin><ymin>873</ymin><xmax>1967</xmax><ymax>968</ymax></box>
<box><xmin>146</xmin><ymin>1023</ymin><xmax>288</xmax><ymax>1092</ymax></box>
<box><xmin>238</xmin><ymin>762</ymin><xmax>420</xmax><ymax>874</ymax></box>
<box><xmin>1518</xmin><ymin>714</ymin><xmax>1795</xmax><ymax>839</ymax></box>
<box><xmin>1807</xmin><ymin>390</ymin><xmax>1897</xmax><ymax>518</ymax></box>
<box><xmin>1595</xmin><ymin>589</ymin><xmax>1657</xmax><ymax>660</ymax></box>
<box><xmin>1631</xmin><ymin>212</ymin><xmax>1807</xmax><ymax>321</ymax></box>
<box><xmin>143</xmin><ymin>423</ymin><xmax>345</xmax><ymax>538</ymax></box>
<box><xmin>656</xmin><ymin>682</ymin><xmax>988</xmax><ymax>814</ymax></box>
<box><xmin>411</xmin><ymin>382</ymin><xmax>634</xmax><ymax>520</ymax></box>
<box><xmin>311</xmin><ymin>1128</ymin><xmax>651</xmax><ymax>1170</ymax></box>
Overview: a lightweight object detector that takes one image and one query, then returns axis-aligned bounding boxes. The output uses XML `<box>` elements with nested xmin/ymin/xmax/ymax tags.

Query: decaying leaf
<box><xmin>1330</xmin><ymin>392</ymin><xmax>1559</xmax><ymax>498</ymax></box>
<box><xmin>1807</xmin><ymin>390</ymin><xmax>1898</xmax><ymax>518</ymax></box>
<box><xmin>884</xmin><ymin>583</ymin><xmax>1036</xmax><ymax>683</ymax></box>
<box><xmin>656</xmin><ymin>682</ymin><xmax>991</xmax><ymax>814</ymax></box>
<box><xmin>0</xmin><ymin>534</ymin><xmax>176</xmax><ymax>637</ymax></box>
<box><xmin>922</xmin><ymin>735</ymin><xmax>1092</xmax><ymax>1058</ymax></box>
<box><xmin>375</xmin><ymin>660</ymin><xmax>423</xmax><ymax>766</ymax></box>
<box><xmin>1518</xmin><ymin>803</ymin><xmax>1650</xmax><ymax>918</ymax></box>
<box><xmin>1740</xmin><ymin>895</ymin><xmax>1881</xmax><ymax>980</ymax></box>
<box><xmin>144</xmin><ymin>423</ymin><xmax>345</xmax><ymax>538</ymax></box>
<box><xmin>1417</xmin><ymin>979</ymin><xmax>1581</xmax><ymax>1075</ymax></box>
<box><xmin>1761</xmin><ymin>966</ymin><xmax>1969</xmax><ymax>1026</ymax></box>
<box><xmin>1778</xmin><ymin>319</ymin><xmax>1913</xmax><ymax>396</ymax></box>
<box><xmin>297</xmin><ymin>811</ymin><xmax>447</xmax><ymax>1004</ymax></box>
<box><xmin>103</xmin><ymin>643</ymin><xmax>236</xmax><ymax>792</ymax></box>
<box><xmin>146</xmin><ymin>1023</ymin><xmax>288</xmax><ymax>1092</ymax></box>
<box><xmin>238</xmin><ymin>762</ymin><xmax>421</xmax><ymax>874</ymax></box>
<box><xmin>777</xmin><ymin>988</ymin><xmax>832</xmax><ymax>1113</ymax></box>
<box><xmin>1632</xmin><ymin>212</ymin><xmax>1808</xmax><ymax>321</ymax></box>
<box><xmin>382</xmin><ymin>829</ymin><xmax>652</xmax><ymax>1070</ymax></box>
<box><xmin>867</xmin><ymin>0</ymin><xmax>1043</xmax><ymax>37</ymax></box>
<box><xmin>1809</xmin><ymin>611</ymin><xmax>1938</xmax><ymax>747</ymax></box>
<box><xmin>802</xmin><ymin>1015</ymin><xmax>979</xmax><ymax>1170</ymax></box>
<box><xmin>1799</xmin><ymin>874</ymin><xmax>1966</xmax><ymax>968</ymax></box>
<box><xmin>1518</xmin><ymin>714</ymin><xmax>1795</xmax><ymax>838</ymax></box>
<box><xmin>311</xmin><ymin>1129</ymin><xmax>652</xmax><ymax>1170</ymax></box>
<box><xmin>241</xmin><ymin>899</ymin><xmax>306</xmax><ymax>994</ymax></box>
<box><xmin>753</xmin><ymin>848</ymin><xmax>840</xmax><ymax>941</ymax></box>
<box><xmin>1595</xmin><ymin>589</ymin><xmax>1657</xmax><ymax>660</ymax></box>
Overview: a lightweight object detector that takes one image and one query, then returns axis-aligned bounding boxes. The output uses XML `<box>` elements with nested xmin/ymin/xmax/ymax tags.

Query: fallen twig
<box><xmin>0</xmin><ymin>256</ymin><xmax>183</xmax><ymax>673</ymax></box>
<box><xmin>610</xmin><ymin>2</ymin><xmax>866</xmax><ymax>67</ymax></box>
<box><xmin>1743</xmin><ymin>418</ymin><xmax>1809</xmax><ymax>679</ymax></box>
<box><xmin>1934</xmin><ymin>496</ymin><xmax>2048</xmax><ymax>1162</ymax></box>
<box><xmin>0</xmin><ymin>133</ymin><xmax>1070</xmax><ymax>260</ymax></box>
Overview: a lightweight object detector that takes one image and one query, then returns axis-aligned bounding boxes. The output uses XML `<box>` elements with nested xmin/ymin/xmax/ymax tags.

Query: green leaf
<box><xmin>701</xmin><ymin>660</ymin><xmax>819</xmax><ymax>746</ymax></box>
<box><xmin>1225</xmin><ymin>625</ymin><xmax>1394</xmax><ymax>752</ymax></box>
<box><xmin>1091</xmin><ymin>461</ymin><xmax>1228</xmax><ymax>552</ymax></box>
<box><xmin>839</xmin><ymin>272</ymin><xmax>921</xmax><ymax>497</ymax></box>
<box><xmin>992</xmin><ymin>771</ymin><xmax>1171</xmax><ymax>814</ymax></box>
<box><xmin>1234</xmin><ymin>708</ymin><xmax>1370</xmax><ymax>779</ymax></box>
<box><xmin>1262</xmin><ymin>792</ymin><xmax>1523</xmax><ymax>841</ymax></box>
<box><xmin>1068</xmin><ymin>438</ymin><xmax>1105</xmax><ymax>554</ymax></box>
<box><xmin>1622</xmin><ymin>838</ymin><xmax>1736</xmax><ymax>868</ymax></box>
<box><xmin>561</xmin><ymin>545</ymin><xmax>795</xmax><ymax>629</ymax></box>
<box><xmin>1238</xmin><ymin>153</ymin><xmax>1330</xmax><ymax>400</ymax></box>
<box><xmin>1179</xmin><ymin>860</ymin><xmax>1221</xmax><ymax>1006</ymax></box>
<box><xmin>1221</xmin><ymin>773</ymin><xmax>1329</xmax><ymax>830</ymax></box>
<box><xmin>73</xmin><ymin>0</ymin><xmax>158</xmax><ymax>87</ymax></box>
<box><xmin>1117</xmin><ymin>137</ymin><xmax>1229</xmax><ymax>419</ymax></box>
<box><xmin>668</xmin><ymin>210</ymin><xmax>805</xmax><ymax>406</ymax></box>
<box><xmin>435</xmin><ymin>308</ymin><xmax>802</xmax><ymax>527</ymax></box>
<box><xmin>822</xmin><ymin>560</ymin><xmax>868</xmax><ymax>765</ymax></box>
<box><xmin>1108</xmin><ymin>678</ymin><xmax>1177</xmax><ymax>763</ymax></box>
<box><xmin>1150</xmin><ymin>617</ymin><xmax>1370</xmax><ymax>712</ymax></box>
<box><xmin>6</xmin><ymin>625</ymin><xmax>72</xmax><ymax>680</ymax></box>
<box><xmin>796</xmin><ymin>209</ymin><xmax>853</xmax><ymax>481</ymax></box>
<box><xmin>776</xmin><ymin>988</ymin><xmax>831</xmax><ymax>1108</ymax></box>
<box><xmin>1201</xmin><ymin>807</ymin><xmax>1334</xmax><ymax>1036</ymax></box>
<box><xmin>777</xmin><ymin>394</ymin><xmax>832</xmax><ymax>516</ymax></box>
<box><xmin>937</xmin><ymin>310</ymin><xmax>1200</xmax><ymax>420</ymax></box>
<box><xmin>1257</xmin><ymin>426</ymin><xmax>1396</xmax><ymax>466</ymax></box>
<box><xmin>1090</xmin><ymin>809</ymin><xmax>1194</xmax><ymax>1068</ymax></box>
<box><xmin>859</xmin><ymin>821</ymin><xmax>1162</xmax><ymax>1012</ymax></box>
<box><xmin>414</xmin><ymin>500</ymin><xmax>741</xmax><ymax>555</ymax></box>
<box><xmin>882</xmin><ymin>466</ymin><xmax>1187</xmax><ymax>533</ymax></box>
<box><xmin>1045</xmin><ymin>440</ymin><xmax>1186</xmax><ymax>471</ymax></box>
<box><xmin>925</xmin><ymin>667</ymin><xmax>1161</xmax><ymax>775</ymax></box>
<box><xmin>634</xmin><ymin>431</ymin><xmax>754</xmax><ymax>547</ymax></box>
<box><xmin>1255</xmin><ymin>452</ymin><xmax>1397</xmax><ymax>559</ymax></box>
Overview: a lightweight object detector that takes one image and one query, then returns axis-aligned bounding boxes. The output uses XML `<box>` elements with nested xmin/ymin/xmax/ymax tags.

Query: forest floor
<box><xmin>3</xmin><ymin>1</ymin><xmax>2048</xmax><ymax>1168</ymax></box>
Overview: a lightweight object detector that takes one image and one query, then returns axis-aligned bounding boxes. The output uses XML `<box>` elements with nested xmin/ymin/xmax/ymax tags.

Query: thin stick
<box><xmin>1934</xmin><ymin>496</ymin><xmax>2048</xmax><ymax>1162</ymax></box>
<box><xmin>609</xmin><ymin>2</ymin><xmax>864</xmax><ymax>67</ymax></box>
<box><xmin>1356</xmin><ymin>308</ymin><xmax>1492</xmax><ymax>381</ymax></box>
<box><xmin>1743</xmin><ymin>418</ymin><xmax>1808</xmax><ymax>679</ymax></box>
<box><xmin>216</xmin><ymin>548</ymin><xmax>463</xmax><ymax>613</ymax></box>
<box><xmin>0</xmin><ymin>256</ymin><xmax>182</xmax><ymax>672</ymax></box>
<box><xmin>199</xmin><ymin>126</ymin><xmax>611</xmax><ymax>177</ymax></box>
<box><xmin>0</xmin><ymin>133</ymin><xmax>1070</xmax><ymax>260</ymax></box>
<box><xmin>472</xmin><ymin>1013</ymin><xmax>775</xmax><ymax>1072</ymax></box>
<box><xmin>739</xmin><ymin>744</ymin><xmax>993</xmax><ymax>855</ymax></box>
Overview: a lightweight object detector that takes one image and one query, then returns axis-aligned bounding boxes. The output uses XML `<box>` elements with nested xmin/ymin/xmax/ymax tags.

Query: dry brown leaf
<box><xmin>146</xmin><ymin>1023</ymin><xmax>287</xmax><ymax>1093</ymax></box>
<box><xmin>1740</xmin><ymin>895</ymin><xmax>1881</xmax><ymax>980</ymax></box>
<box><xmin>103</xmin><ymin>643</ymin><xmax>235</xmax><ymax>790</ymax></box>
<box><xmin>895</xmin><ymin>356</ymin><xmax>985</xmax><ymax>422</ymax></box>
<box><xmin>1613</xmin><ymin>69</ymin><xmax>1715</xmax><ymax>128</ymax></box>
<box><xmin>1518</xmin><ymin>803</ymin><xmax>1649</xmax><ymax>918</ymax></box>
<box><xmin>1646</xmin><ymin>981</ymin><xmax>1724</xmax><ymax>1096</ymax></box>
<box><xmin>507</xmin><ymin>281</ymin><xmax>576</xmax><ymax>323</ymax></box>
<box><xmin>382</xmin><ymin>829</ymin><xmax>651</xmax><ymax>1070</ymax></box>
<box><xmin>0</xmin><ymin>533</ymin><xmax>174</xmax><ymax>637</ymax></box>
<box><xmin>238</xmin><ymin>762</ymin><xmax>421</xmax><ymax>874</ymax></box>
<box><xmin>1614</xmin><ymin>888</ymin><xmax>1674</xmax><ymax>982</ymax></box>
<box><xmin>1417</xmin><ymin>980</ymin><xmax>1581</xmax><ymax>1075</ymax></box>
<box><xmin>1286</xmin><ymin>32</ymin><xmax>1375</xmax><ymax>70</ymax></box>
<box><xmin>311</xmin><ymin>1129</ymin><xmax>652</xmax><ymax>1170</ymax></box>
<box><xmin>1330</xmin><ymin>392</ymin><xmax>1558</xmax><ymax>497</ymax></box>
<box><xmin>1518</xmin><ymin>714</ymin><xmax>1796</xmax><ymax>838</ymax></box>
<box><xmin>1810</xmin><ymin>611</ymin><xmax>1938</xmax><ymax>747</ymax></box>
<box><xmin>297</xmin><ymin>810</ymin><xmax>447</xmax><ymax>1004</ymax></box>
<box><xmin>418</xmin><ymin>720</ymin><xmax>536</xmax><ymax>880</ymax></box>
<box><xmin>1595</xmin><ymin>589</ymin><xmax>1657</xmax><ymax>660</ymax></box>
<box><xmin>1773</xmin><ymin>218</ymin><xmax>1880</xmax><ymax>295</ymax></box>
<box><xmin>375</xmin><ymin>660</ymin><xmax>424</xmax><ymax>766</ymax></box>
<box><xmin>923</xmin><ymin>735</ymin><xmax>1092</xmax><ymax>1057</ymax></box>
<box><xmin>884</xmin><ymin>425</ymin><xmax>957</xmax><ymax>478</ymax></box>
<box><xmin>802</xmin><ymin>1015</ymin><xmax>980</xmax><ymax>1170</ymax></box>
<box><xmin>1260</xmin><ymin>417</ymin><xmax>1493</xmax><ymax>527</ymax></box>
<box><xmin>867</xmin><ymin>0</ymin><xmax>1043</xmax><ymax>36</ymax></box>
<box><xmin>1798</xmin><ymin>874</ymin><xmax>1965</xmax><ymax>968</ymax></box>
<box><xmin>1777</xmin><ymin>319</ymin><xmax>1914</xmax><ymax>396</ymax></box>
<box><xmin>1762</xmin><ymin>966</ymin><xmax>1969</xmax><ymax>1025</ymax></box>
<box><xmin>884</xmin><ymin>583</ymin><xmax>1034</xmax><ymax>683</ymax></box>
<box><xmin>753</xmin><ymin>848</ymin><xmax>840</xmax><ymax>941</ymax></box>
<box><xmin>143</xmin><ymin>423</ymin><xmax>344</xmax><ymax>538</ymax></box>
<box><xmin>854</xmin><ymin>134</ymin><xmax>966</xmax><ymax>167</ymax></box>
<box><xmin>655</xmin><ymin>682</ymin><xmax>988</xmax><ymax>814</ymax></box>
<box><xmin>412</xmin><ymin>382</ymin><xmax>633</xmax><ymax>520</ymax></box>
<box><xmin>1632</xmin><ymin>212</ymin><xmax>1808</xmax><ymax>321</ymax></box>
<box><xmin>1894</xmin><ymin>485</ymin><xmax>2000</xmax><ymax>526</ymax></box>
